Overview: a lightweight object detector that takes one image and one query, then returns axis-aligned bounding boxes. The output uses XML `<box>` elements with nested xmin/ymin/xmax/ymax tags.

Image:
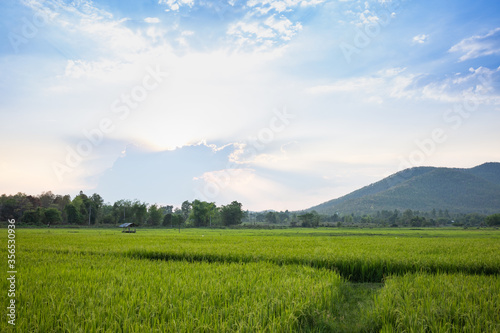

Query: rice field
<box><xmin>1</xmin><ymin>228</ymin><xmax>499</xmax><ymax>332</ymax></box>
<box><xmin>374</xmin><ymin>272</ymin><xmax>500</xmax><ymax>332</ymax></box>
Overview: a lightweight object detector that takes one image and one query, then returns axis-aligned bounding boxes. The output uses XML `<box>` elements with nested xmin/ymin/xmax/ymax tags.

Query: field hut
<box><xmin>119</xmin><ymin>222</ymin><xmax>137</xmax><ymax>233</ymax></box>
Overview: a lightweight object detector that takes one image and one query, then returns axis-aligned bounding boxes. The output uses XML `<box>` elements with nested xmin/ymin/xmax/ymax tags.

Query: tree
<box><xmin>72</xmin><ymin>193</ymin><xmax>88</xmax><ymax>224</ymax></box>
<box><xmin>181</xmin><ymin>200</ymin><xmax>191</xmax><ymax>222</ymax></box>
<box><xmin>410</xmin><ymin>216</ymin><xmax>425</xmax><ymax>227</ymax></box>
<box><xmin>22</xmin><ymin>208</ymin><xmax>43</xmax><ymax>225</ymax></box>
<box><xmin>65</xmin><ymin>203</ymin><xmax>83</xmax><ymax>224</ymax></box>
<box><xmin>148</xmin><ymin>204</ymin><xmax>163</xmax><ymax>226</ymax></box>
<box><xmin>54</xmin><ymin>194</ymin><xmax>71</xmax><ymax>222</ymax></box>
<box><xmin>402</xmin><ymin>209</ymin><xmax>414</xmax><ymax>225</ymax></box>
<box><xmin>265</xmin><ymin>212</ymin><xmax>277</xmax><ymax>224</ymax></box>
<box><xmin>102</xmin><ymin>215</ymin><xmax>115</xmax><ymax>224</ymax></box>
<box><xmin>0</xmin><ymin>193</ymin><xmax>35</xmax><ymax>221</ymax></box>
<box><xmin>189</xmin><ymin>200</ymin><xmax>215</xmax><ymax>227</ymax></box>
<box><xmin>220</xmin><ymin>201</ymin><xmax>243</xmax><ymax>226</ymax></box>
<box><xmin>343</xmin><ymin>215</ymin><xmax>353</xmax><ymax>224</ymax></box>
<box><xmin>0</xmin><ymin>197</ymin><xmax>21</xmax><ymax>221</ymax></box>
<box><xmin>132</xmin><ymin>201</ymin><xmax>148</xmax><ymax>224</ymax></box>
<box><xmin>163</xmin><ymin>205</ymin><xmax>173</xmax><ymax>215</ymax></box>
<box><xmin>278</xmin><ymin>211</ymin><xmax>289</xmax><ymax>224</ymax></box>
<box><xmin>330</xmin><ymin>213</ymin><xmax>340</xmax><ymax>222</ymax></box>
<box><xmin>38</xmin><ymin>191</ymin><xmax>56</xmax><ymax>208</ymax></box>
<box><xmin>388</xmin><ymin>210</ymin><xmax>399</xmax><ymax>225</ymax></box>
<box><xmin>485</xmin><ymin>213</ymin><xmax>500</xmax><ymax>226</ymax></box>
<box><xmin>113</xmin><ymin>199</ymin><xmax>132</xmax><ymax>224</ymax></box>
<box><xmin>298</xmin><ymin>212</ymin><xmax>320</xmax><ymax>227</ymax></box>
<box><xmin>360</xmin><ymin>215</ymin><xmax>372</xmax><ymax>224</ymax></box>
<box><xmin>163</xmin><ymin>213</ymin><xmax>172</xmax><ymax>227</ymax></box>
<box><xmin>256</xmin><ymin>213</ymin><xmax>265</xmax><ymax>222</ymax></box>
<box><xmin>43</xmin><ymin>208</ymin><xmax>62</xmax><ymax>226</ymax></box>
<box><xmin>27</xmin><ymin>195</ymin><xmax>42</xmax><ymax>209</ymax></box>
<box><xmin>172</xmin><ymin>213</ymin><xmax>183</xmax><ymax>230</ymax></box>
<box><xmin>89</xmin><ymin>193</ymin><xmax>104</xmax><ymax>224</ymax></box>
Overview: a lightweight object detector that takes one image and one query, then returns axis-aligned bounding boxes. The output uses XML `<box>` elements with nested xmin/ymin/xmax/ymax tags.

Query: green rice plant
<box><xmin>1</xmin><ymin>228</ymin><xmax>499</xmax><ymax>332</ymax></box>
<box><xmin>371</xmin><ymin>272</ymin><xmax>500</xmax><ymax>332</ymax></box>
<box><xmin>0</xmin><ymin>250</ymin><xmax>345</xmax><ymax>332</ymax></box>
<box><xmin>17</xmin><ymin>228</ymin><xmax>500</xmax><ymax>282</ymax></box>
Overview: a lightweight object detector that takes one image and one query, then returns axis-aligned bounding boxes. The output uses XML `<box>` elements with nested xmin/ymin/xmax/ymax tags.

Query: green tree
<box><xmin>43</xmin><ymin>208</ymin><xmax>62</xmax><ymax>226</ymax></box>
<box><xmin>113</xmin><ymin>199</ymin><xmax>132</xmax><ymax>224</ymax></box>
<box><xmin>360</xmin><ymin>215</ymin><xmax>372</xmax><ymax>224</ymax></box>
<box><xmin>189</xmin><ymin>200</ymin><xmax>215</xmax><ymax>227</ymax></box>
<box><xmin>54</xmin><ymin>194</ymin><xmax>71</xmax><ymax>222</ymax></box>
<box><xmin>163</xmin><ymin>205</ymin><xmax>173</xmax><ymax>215</ymax></box>
<box><xmin>172</xmin><ymin>213</ymin><xmax>183</xmax><ymax>230</ymax></box>
<box><xmin>220</xmin><ymin>201</ymin><xmax>243</xmax><ymax>226</ymax></box>
<box><xmin>89</xmin><ymin>193</ymin><xmax>104</xmax><ymax>224</ymax></box>
<box><xmin>38</xmin><ymin>191</ymin><xmax>56</xmax><ymax>208</ymax></box>
<box><xmin>298</xmin><ymin>212</ymin><xmax>320</xmax><ymax>227</ymax></box>
<box><xmin>388</xmin><ymin>210</ymin><xmax>399</xmax><ymax>225</ymax></box>
<box><xmin>278</xmin><ymin>211</ymin><xmax>289</xmax><ymax>224</ymax></box>
<box><xmin>148</xmin><ymin>204</ymin><xmax>163</xmax><ymax>226</ymax></box>
<box><xmin>410</xmin><ymin>216</ymin><xmax>425</xmax><ymax>227</ymax></box>
<box><xmin>72</xmin><ymin>192</ymin><xmax>89</xmax><ymax>224</ymax></box>
<box><xmin>65</xmin><ymin>203</ymin><xmax>83</xmax><ymax>224</ymax></box>
<box><xmin>485</xmin><ymin>213</ymin><xmax>500</xmax><ymax>226</ymax></box>
<box><xmin>0</xmin><ymin>193</ymin><xmax>31</xmax><ymax>221</ymax></box>
<box><xmin>21</xmin><ymin>208</ymin><xmax>43</xmax><ymax>225</ymax></box>
<box><xmin>163</xmin><ymin>213</ymin><xmax>173</xmax><ymax>227</ymax></box>
<box><xmin>265</xmin><ymin>212</ymin><xmax>278</xmax><ymax>224</ymax></box>
<box><xmin>181</xmin><ymin>200</ymin><xmax>191</xmax><ymax>222</ymax></box>
<box><xmin>132</xmin><ymin>200</ymin><xmax>148</xmax><ymax>224</ymax></box>
<box><xmin>402</xmin><ymin>209</ymin><xmax>414</xmax><ymax>225</ymax></box>
<box><xmin>100</xmin><ymin>204</ymin><xmax>116</xmax><ymax>224</ymax></box>
<box><xmin>102</xmin><ymin>215</ymin><xmax>115</xmax><ymax>224</ymax></box>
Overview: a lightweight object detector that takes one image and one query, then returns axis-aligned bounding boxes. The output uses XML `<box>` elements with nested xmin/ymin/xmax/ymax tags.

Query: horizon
<box><xmin>1</xmin><ymin>0</ymin><xmax>499</xmax><ymax>211</ymax></box>
<box><xmin>2</xmin><ymin>160</ymin><xmax>498</xmax><ymax>212</ymax></box>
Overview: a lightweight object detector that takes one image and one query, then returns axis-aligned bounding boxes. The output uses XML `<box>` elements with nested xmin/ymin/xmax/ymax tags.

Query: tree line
<box><xmin>1</xmin><ymin>191</ymin><xmax>499</xmax><ymax>227</ymax></box>
<box><xmin>247</xmin><ymin>209</ymin><xmax>499</xmax><ymax>227</ymax></box>
<box><xmin>0</xmin><ymin>192</ymin><xmax>244</xmax><ymax>227</ymax></box>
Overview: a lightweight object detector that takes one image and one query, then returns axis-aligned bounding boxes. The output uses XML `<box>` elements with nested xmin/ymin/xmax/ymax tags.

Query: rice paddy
<box><xmin>1</xmin><ymin>228</ymin><xmax>499</xmax><ymax>332</ymax></box>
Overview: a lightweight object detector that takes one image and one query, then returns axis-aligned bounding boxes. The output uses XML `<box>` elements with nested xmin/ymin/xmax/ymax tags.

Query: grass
<box><xmin>19</xmin><ymin>228</ymin><xmax>500</xmax><ymax>282</ymax></box>
<box><xmin>0</xmin><ymin>227</ymin><xmax>499</xmax><ymax>332</ymax></box>
<box><xmin>3</xmin><ymin>251</ymin><xmax>346</xmax><ymax>332</ymax></box>
<box><xmin>373</xmin><ymin>272</ymin><xmax>500</xmax><ymax>332</ymax></box>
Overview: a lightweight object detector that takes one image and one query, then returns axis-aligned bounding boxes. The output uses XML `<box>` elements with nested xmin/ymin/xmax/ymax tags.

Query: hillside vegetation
<box><xmin>309</xmin><ymin>162</ymin><xmax>500</xmax><ymax>215</ymax></box>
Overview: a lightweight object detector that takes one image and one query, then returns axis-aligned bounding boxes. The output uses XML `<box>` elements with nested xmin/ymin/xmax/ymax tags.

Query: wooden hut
<box><xmin>119</xmin><ymin>222</ymin><xmax>137</xmax><ymax>233</ymax></box>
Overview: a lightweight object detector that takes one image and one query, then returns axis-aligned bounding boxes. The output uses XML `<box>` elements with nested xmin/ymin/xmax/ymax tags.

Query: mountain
<box><xmin>308</xmin><ymin>162</ymin><xmax>500</xmax><ymax>215</ymax></box>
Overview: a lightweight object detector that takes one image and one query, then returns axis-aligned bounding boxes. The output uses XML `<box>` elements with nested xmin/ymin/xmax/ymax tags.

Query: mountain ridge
<box><xmin>307</xmin><ymin>162</ymin><xmax>500</xmax><ymax>215</ymax></box>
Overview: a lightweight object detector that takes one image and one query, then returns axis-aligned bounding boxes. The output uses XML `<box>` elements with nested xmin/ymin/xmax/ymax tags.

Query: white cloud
<box><xmin>307</xmin><ymin>77</ymin><xmax>383</xmax><ymax>94</ymax></box>
<box><xmin>228</xmin><ymin>21</ymin><xmax>275</xmax><ymax>40</ymax></box>
<box><xmin>158</xmin><ymin>0</ymin><xmax>195</xmax><ymax>12</ymax></box>
<box><xmin>265</xmin><ymin>15</ymin><xmax>302</xmax><ymax>40</ymax></box>
<box><xmin>22</xmin><ymin>0</ymin><xmax>149</xmax><ymax>59</ymax></box>
<box><xmin>226</xmin><ymin>0</ymin><xmax>320</xmax><ymax>48</ymax></box>
<box><xmin>228</xmin><ymin>14</ymin><xmax>302</xmax><ymax>48</ymax></box>
<box><xmin>246</xmin><ymin>0</ymin><xmax>324</xmax><ymax>13</ymax></box>
<box><xmin>63</xmin><ymin>59</ymin><xmax>124</xmax><ymax>79</ymax></box>
<box><xmin>359</xmin><ymin>9</ymin><xmax>380</xmax><ymax>25</ymax></box>
<box><xmin>306</xmin><ymin>65</ymin><xmax>500</xmax><ymax>105</ymax></box>
<box><xmin>419</xmin><ymin>66</ymin><xmax>500</xmax><ymax>104</ymax></box>
<box><xmin>306</xmin><ymin>67</ymin><xmax>417</xmax><ymax>102</ymax></box>
<box><xmin>144</xmin><ymin>17</ymin><xmax>160</xmax><ymax>23</ymax></box>
<box><xmin>5</xmin><ymin>0</ymin><xmax>500</xmax><ymax>211</ymax></box>
<box><xmin>449</xmin><ymin>27</ymin><xmax>500</xmax><ymax>61</ymax></box>
<box><xmin>412</xmin><ymin>34</ymin><xmax>428</xmax><ymax>44</ymax></box>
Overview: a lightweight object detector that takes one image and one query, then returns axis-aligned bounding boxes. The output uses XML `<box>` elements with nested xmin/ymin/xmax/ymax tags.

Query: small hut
<box><xmin>119</xmin><ymin>222</ymin><xmax>137</xmax><ymax>233</ymax></box>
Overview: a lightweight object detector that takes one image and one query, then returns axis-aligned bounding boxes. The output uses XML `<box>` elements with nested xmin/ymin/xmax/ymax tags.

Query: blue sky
<box><xmin>1</xmin><ymin>0</ymin><xmax>499</xmax><ymax>211</ymax></box>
